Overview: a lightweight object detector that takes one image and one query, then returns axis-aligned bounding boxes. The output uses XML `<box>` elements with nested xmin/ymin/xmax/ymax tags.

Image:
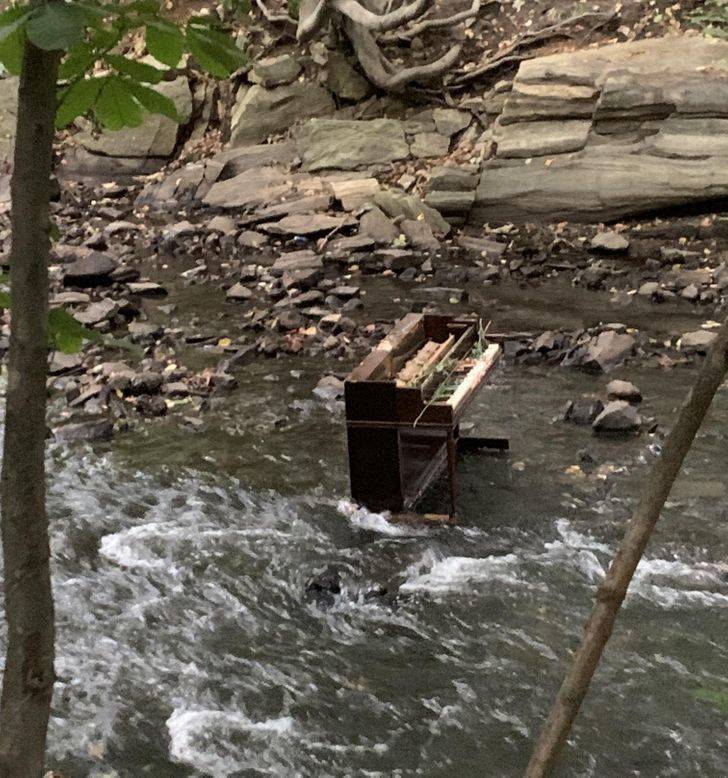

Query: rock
<box><xmin>305</xmin><ymin>566</ymin><xmax>342</xmax><ymax>606</ymax></box>
<box><xmin>606</xmin><ymin>379</ymin><xmax>642</xmax><ymax>403</ymax></box>
<box><xmin>129</xmin><ymin>372</ymin><xmax>163</xmax><ymax>395</ymax></box>
<box><xmin>260</xmin><ymin>213</ymin><xmax>354</xmax><ymax>237</ymax></box>
<box><xmin>278</xmin><ymin>309</ymin><xmax>304</xmax><ymax>330</ymax></box>
<box><xmin>433</xmin><ymin>108</ymin><xmax>471</xmax><ymax>136</ymax></box>
<box><xmin>49</xmin><ymin>352</ymin><xmax>84</xmax><ymax>375</ymax></box>
<box><xmin>296</xmin><ymin>119</ymin><xmax>409</xmax><ymax>171</ymax></box>
<box><xmin>424</xmin><ymin>189</ymin><xmax>475</xmax><ymax>217</ymax></box>
<box><xmin>203</xmin><ymin>165</ymin><xmax>311</xmax><ymax>210</ymax></box>
<box><xmin>238</xmin><ymin>230</ymin><xmax>268</xmax><ymax>248</ymax></box>
<box><xmin>215</xmin><ymin>141</ymin><xmax>297</xmax><ymax>179</ymax></box>
<box><xmin>681</xmin><ymin>284</ymin><xmax>699</xmax><ymax>301</ymax></box>
<box><xmin>73</xmin><ymin>298</ymin><xmax>118</xmax><ymax>325</ymax></box>
<box><xmin>327</xmin><ymin>177</ymin><xmax>380</xmax><ymax>211</ymax></box>
<box><xmin>373</xmin><ymin>191</ymin><xmax>450</xmax><ymax>236</ymax></box>
<box><xmin>54</xmin><ymin>420</ymin><xmax>114</xmax><ymax>443</ymax></box>
<box><xmin>410</xmin><ymin>132</ymin><xmax>450</xmax><ymax>159</ymax></box>
<box><xmin>679</xmin><ymin>330</ymin><xmax>718</xmax><ymax>353</ymax></box>
<box><xmin>313</xmin><ymin>375</ymin><xmax>345</xmax><ymax>401</ymax></box>
<box><xmin>326</xmin><ymin>50</ymin><xmax>371</xmax><ymax>101</ymax></box>
<box><xmin>591</xmin><ymin>231</ymin><xmax>629</xmax><ymax>252</ymax></box>
<box><xmin>359</xmin><ymin>206</ymin><xmax>399</xmax><ymax>245</ymax></box>
<box><xmin>281</xmin><ymin>267</ymin><xmax>323</xmax><ymax>290</ymax></box>
<box><xmin>77</xmin><ymin>78</ymin><xmax>192</xmax><ymax>158</ymax></box>
<box><xmin>401</xmin><ymin>219</ymin><xmax>439</xmax><ymax>251</ymax></box>
<box><xmin>227</xmin><ymin>282</ymin><xmax>254</xmax><ymax>301</ymax></box>
<box><xmin>592</xmin><ymin>400</ymin><xmax>642</xmax><ymax>434</ymax></box>
<box><xmin>582</xmin><ymin>331</ymin><xmax>636</xmax><ymax>373</ymax></box>
<box><xmin>63</xmin><ymin>252</ymin><xmax>118</xmax><ymax>287</ymax></box>
<box><xmin>473</xmin><ymin>36</ymin><xmax>728</xmax><ymax>223</ymax></box>
<box><xmin>165</xmin><ymin>220</ymin><xmax>197</xmax><ymax>240</ymax></box>
<box><xmin>128</xmin><ymin>321</ymin><xmax>163</xmax><ymax>342</ymax></box>
<box><xmin>137</xmin><ymin>395</ymin><xmax>168</xmax><ymax>417</ymax></box>
<box><xmin>249</xmin><ymin>54</ymin><xmax>302</xmax><ymax>88</ymax></box>
<box><xmin>563</xmin><ymin>399</ymin><xmax>604</xmax><ymax>425</ymax></box>
<box><xmin>327</xmin><ymin>234</ymin><xmax>375</xmax><ymax>258</ymax></box>
<box><xmin>638</xmin><ymin>282</ymin><xmax>660</xmax><ymax>297</ymax></box>
<box><xmin>271</xmin><ymin>250</ymin><xmax>322</xmax><ymax>275</ymax></box>
<box><xmin>429</xmin><ymin>165</ymin><xmax>479</xmax><ymax>192</ymax></box>
<box><xmin>208</xmin><ymin>215</ymin><xmax>237</xmax><ymax>235</ymax></box>
<box><xmin>127</xmin><ymin>282</ymin><xmax>167</xmax><ymax>297</ymax></box>
<box><xmin>329</xmin><ymin>285</ymin><xmax>360</xmax><ymax>300</ymax></box>
<box><xmin>231</xmin><ymin>84</ymin><xmax>334</xmax><ymax>146</ymax></box>
<box><xmin>418</xmin><ymin>287</ymin><xmax>467</xmax><ymax>303</ymax></box>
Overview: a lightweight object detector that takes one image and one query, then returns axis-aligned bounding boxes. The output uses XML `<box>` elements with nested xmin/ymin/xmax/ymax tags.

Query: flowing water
<box><xmin>4</xmin><ymin>279</ymin><xmax>728</xmax><ymax>777</ymax></box>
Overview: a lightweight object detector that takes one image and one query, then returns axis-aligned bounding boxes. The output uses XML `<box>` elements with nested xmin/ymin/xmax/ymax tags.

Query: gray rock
<box><xmin>591</xmin><ymin>231</ymin><xmax>629</xmax><ymax>252</ymax></box>
<box><xmin>55</xmin><ymin>420</ymin><xmax>114</xmax><ymax>443</ymax></box>
<box><xmin>326</xmin><ymin>51</ymin><xmax>370</xmax><ymax>101</ymax></box>
<box><xmin>249</xmin><ymin>55</ymin><xmax>302</xmax><ymax>88</ymax></box>
<box><xmin>680</xmin><ymin>330</ymin><xmax>717</xmax><ymax>353</ymax></box>
<box><xmin>638</xmin><ymin>281</ymin><xmax>660</xmax><ymax>297</ymax></box>
<box><xmin>63</xmin><ymin>252</ymin><xmax>118</xmax><ymax>287</ymax></box>
<box><xmin>127</xmin><ymin>282</ymin><xmax>167</xmax><ymax>297</ymax></box>
<box><xmin>473</xmin><ymin>36</ymin><xmax>728</xmax><ymax>223</ymax></box>
<box><xmin>231</xmin><ymin>84</ymin><xmax>334</xmax><ymax>146</ymax></box>
<box><xmin>359</xmin><ymin>206</ymin><xmax>399</xmax><ymax>245</ymax></box>
<box><xmin>373</xmin><ymin>191</ymin><xmax>450</xmax><ymax>236</ymax></box>
<box><xmin>425</xmin><ymin>189</ymin><xmax>475</xmax><ymax>216</ymax></box>
<box><xmin>260</xmin><ymin>213</ymin><xmax>354</xmax><ymax>237</ymax></box>
<box><xmin>606</xmin><ymin>379</ymin><xmax>642</xmax><ymax>403</ymax></box>
<box><xmin>73</xmin><ymin>298</ymin><xmax>118</xmax><ymax>325</ymax></box>
<box><xmin>281</xmin><ymin>267</ymin><xmax>323</xmax><ymax>290</ymax></box>
<box><xmin>78</xmin><ymin>78</ymin><xmax>192</xmax><ymax>158</ymax></box>
<box><xmin>410</xmin><ymin>132</ymin><xmax>450</xmax><ymax>159</ymax></box>
<box><xmin>432</xmin><ymin>108</ymin><xmax>471</xmax><ymax>137</ymax></box>
<box><xmin>278</xmin><ymin>309</ymin><xmax>304</xmax><ymax>330</ymax></box>
<box><xmin>296</xmin><ymin>119</ymin><xmax>409</xmax><ymax>171</ymax></box>
<box><xmin>129</xmin><ymin>372</ymin><xmax>164</xmax><ymax>395</ymax></box>
<box><xmin>593</xmin><ymin>400</ymin><xmax>642</xmax><ymax>434</ymax></box>
<box><xmin>401</xmin><ymin>219</ymin><xmax>439</xmax><ymax>251</ymax></box>
<box><xmin>681</xmin><ymin>283</ymin><xmax>699</xmax><ymax>301</ymax></box>
<box><xmin>208</xmin><ymin>215</ymin><xmax>237</xmax><ymax>235</ymax></box>
<box><xmin>271</xmin><ymin>250</ymin><xmax>322</xmax><ymax>275</ymax></box>
<box><xmin>583</xmin><ymin>330</ymin><xmax>636</xmax><ymax>372</ymax></box>
<box><xmin>227</xmin><ymin>282</ymin><xmax>254</xmax><ymax>301</ymax></box>
<box><xmin>313</xmin><ymin>375</ymin><xmax>345</xmax><ymax>401</ymax></box>
<box><xmin>563</xmin><ymin>399</ymin><xmax>604</xmax><ymax>425</ymax></box>
<box><xmin>429</xmin><ymin>166</ymin><xmax>479</xmax><ymax>192</ymax></box>
<box><xmin>238</xmin><ymin>230</ymin><xmax>268</xmax><ymax>248</ymax></box>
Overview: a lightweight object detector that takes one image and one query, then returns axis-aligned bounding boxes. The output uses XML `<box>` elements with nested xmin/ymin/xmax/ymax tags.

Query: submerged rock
<box><xmin>305</xmin><ymin>566</ymin><xmax>342</xmax><ymax>607</ymax></box>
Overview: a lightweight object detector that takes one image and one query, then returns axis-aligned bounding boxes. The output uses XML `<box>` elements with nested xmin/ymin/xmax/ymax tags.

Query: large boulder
<box><xmin>230</xmin><ymin>83</ymin><xmax>334</xmax><ymax>146</ymax></box>
<box><xmin>77</xmin><ymin>78</ymin><xmax>193</xmax><ymax>159</ymax></box>
<box><xmin>473</xmin><ymin>36</ymin><xmax>728</xmax><ymax>223</ymax></box>
<box><xmin>0</xmin><ymin>77</ymin><xmax>18</xmax><ymax>167</ymax></box>
<box><xmin>296</xmin><ymin>118</ymin><xmax>409</xmax><ymax>171</ymax></box>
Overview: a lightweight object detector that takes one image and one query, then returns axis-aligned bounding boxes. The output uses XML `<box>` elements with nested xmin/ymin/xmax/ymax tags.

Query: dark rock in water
<box><xmin>305</xmin><ymin>566</ymin><xmax>342</xmax><ymax>607</ymax></box>
<box><xmin>63</xmin><ymin>251</ymin><xmax>117</xmax><ymax>287</ymax></box>
<box><xmin>417</xmin><ymin>287</ymin><xmax>467</xmax><ymax>303</ymax></box>
<box><xmin>593</xmin><ymin>400</ymin><xmax>642</xmax><ymax>434</ymax></box>
<box><xmin>211</xmin><ymin>373</ymin><xmax>237</xmax><ymax>392</ymax></box>
<box><xmin>562</xmin><ymin>399</ymin><xmax>604</xmax><ymax>426</ymax></box>
<box><xmin>54</xmin><ymin>419</ymin><xmax>113</xmax><ymax>443</ymax></box>
<box><xmin>136</xmin><ymin>394</ymin><xmax>168</xmax><ymax>417</ymax></box>
<box><xmin>399</xmin><ymin>267</ymin><xmax>417</xmax><ymax>283</ymax></box>
<box><xmin>218</xmin><ymin>345</ymin><xmax>257</xmax><ymax>373</ymax></box>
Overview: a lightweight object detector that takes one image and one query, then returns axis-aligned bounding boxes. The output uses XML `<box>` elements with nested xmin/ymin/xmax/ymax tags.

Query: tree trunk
<box><xmin>0</xmin><ymin>36</ymin><xmax>60</xmax><ymax>778</ymax></box>
<box><xmin>525</xmin><ymin>318</ymin><xmax>728</xmax><ymax>778</ymax></box>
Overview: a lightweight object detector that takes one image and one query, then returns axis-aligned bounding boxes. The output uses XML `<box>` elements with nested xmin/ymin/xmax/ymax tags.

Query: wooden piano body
<box><xmin>345</xmin><ymin>313</ymin><xmax>502</xmax><ymax>518</ymax></box>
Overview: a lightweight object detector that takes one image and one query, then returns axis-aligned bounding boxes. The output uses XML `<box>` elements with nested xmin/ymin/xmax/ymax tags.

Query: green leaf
<box><xmin>0</xmin><ymin>290</ymin><xmax>10</xmax><ymax>309</ymax></box>
<box><xmin>126</xmin><ymin>0</ymin><xmax>162</xmax><ymax>15</ymax></box>
<box><xmin>93</xmin><ymin>75</ymin><xmax>143</xmax><ymax>130</ymax></box>
<box><xmin>56</xmin><ymin>76</ymin><xmax>103</xmax><ymax>127</ymax></box>
<box><xmin>105</xmin><ymin>53</ymin><xmax>165</xmax><ymax>83</ymax></box>
<box><xmin>71</xmin><ymin>1</ymin><xmax>108</xmax><ymax>30</ymax></box>
<box><xmin>59</xmin><ymin>42</ymin><xmax>96</xmax><ymax>80</ymax></box>
<box><xmin>0</xmin><ymin>6</ymin><xmax>30</xmax><ymax>74</ymax></box>
<box><xmin>27</xmin><ymin>2</ymin><xmax>86</xmax><ymax>51</ymax></box>
<box><xmin>127</xmin><ymin>81</ymin><xmax>179</xmax><ymax>121</ymax></box>
<box><xmin>186</xmin><ymin>24</ymin><xmax>246</xmax><ymax>78</ymax></box>
<box><xmin>0</xmin><ymin>6</ymin><xmax>30</xmax><ymax>44</ymax></box>
<box><xmin>49</xmin><ymin>307</ymin><xmax>100</xmax><ymax>354</ymax></box>
<box><xmin>145</xmin><ymin>19</ymin><xmax>184</xmax><ymax>67</ymax></box>
<box><xmin>288</xmin><ymin>0</ymin><xmax>299</xmax><ymax>19</ymax></box>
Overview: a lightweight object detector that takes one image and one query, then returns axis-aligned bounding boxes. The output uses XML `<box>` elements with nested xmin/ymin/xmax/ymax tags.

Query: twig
<box><xmin>255</xmin><ymin>0</ymin><xmax>298</xmax><ymax>24</ymax></box>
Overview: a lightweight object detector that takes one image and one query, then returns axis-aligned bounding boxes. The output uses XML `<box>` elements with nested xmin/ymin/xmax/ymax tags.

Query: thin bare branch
<box><xmin>331</xmin><ymin>0</ymin><xmax>431</xmax><ymax>32</ymax></box>
<box><xmin>255</xmin><ymin>0</ymin><xmax>298</xmax><ymax>25</ymax></box>
<box><xmin>297</xmin><ymin>0</ymin><xmax>330</xmax><ymax>40</ymax></box>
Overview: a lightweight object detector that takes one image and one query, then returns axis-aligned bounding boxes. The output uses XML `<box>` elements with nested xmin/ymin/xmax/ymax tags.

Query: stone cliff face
<box><xmin>472</xmin><ymin>36</ymin><xmax>728</xmax><ymax>224</ymax></box>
